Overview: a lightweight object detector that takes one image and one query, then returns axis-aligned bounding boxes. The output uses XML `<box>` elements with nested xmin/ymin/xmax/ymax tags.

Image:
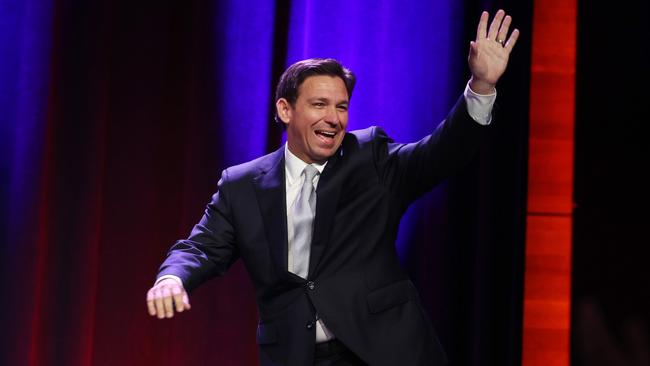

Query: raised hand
<box><xmin>468</xmin><ymin>10</ymin><xmax>520</xmax><ymax>94</ymax></box>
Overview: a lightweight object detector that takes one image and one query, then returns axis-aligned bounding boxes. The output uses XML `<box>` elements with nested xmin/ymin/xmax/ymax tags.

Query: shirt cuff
<box><xmin>463</xmin><ymin>82</ymin><xmax>496</xmax><ymax>125</ymax></box>
<box><xmin>155</xmin><ymin>275</ymin><xmax>184</xmax><ymax>287</ymax></box>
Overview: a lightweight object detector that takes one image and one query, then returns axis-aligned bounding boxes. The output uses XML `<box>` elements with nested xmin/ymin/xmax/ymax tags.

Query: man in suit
<box><xmin>147</xmin><ymin>10</ymin><xmax>519</xmax><ymax>366</ymax></box>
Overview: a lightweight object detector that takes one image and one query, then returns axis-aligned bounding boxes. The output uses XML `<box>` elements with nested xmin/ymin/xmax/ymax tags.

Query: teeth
<box><xmin>317</xmin><ymin>131</ymin><xmax>335</xmax><ymax>137</ymax></box>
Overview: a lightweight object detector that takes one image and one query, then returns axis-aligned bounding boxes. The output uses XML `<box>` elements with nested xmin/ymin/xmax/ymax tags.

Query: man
<box><xmin>147</xmin><ymin>10</ymin><xmax>519</xmax><ymax>366</ymax></box>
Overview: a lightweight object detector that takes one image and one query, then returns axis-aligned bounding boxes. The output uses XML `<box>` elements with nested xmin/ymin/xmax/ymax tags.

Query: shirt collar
<box><xmin>284</xmin><ymin>143</ymin><xmax>327</xmax><ymax>185</ymax></box>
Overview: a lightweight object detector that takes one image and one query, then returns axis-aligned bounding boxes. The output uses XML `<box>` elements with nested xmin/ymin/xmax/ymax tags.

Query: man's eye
<box><xmin>337</xmin><ymin>105</ymin><xmax>349</xmax><ymax>111</ymax></box>
<box><xmin>313</xmin><ymin>103</ymin><xmax>325</xmax><ymax>107</ymax></box>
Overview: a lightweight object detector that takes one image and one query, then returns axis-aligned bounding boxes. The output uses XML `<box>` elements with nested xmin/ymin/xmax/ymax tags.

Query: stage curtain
<box><xmin>0</xmin><ymin>1</ymin><xmax>531</xmax><ymax>365</ymax></box>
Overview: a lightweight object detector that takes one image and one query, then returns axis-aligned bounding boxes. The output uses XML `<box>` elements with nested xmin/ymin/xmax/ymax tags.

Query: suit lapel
<box><xmin>254</xmin><ymin>144</ymin><xmax>346</xmax><ymax>281</ymax></box>
<box><xmin>308</xmin><ymin>148</ymin><xmax>344</xmax><ymax>278</ymax></box>
<box><xmin>253</xmin><ymin>148</ymin><xmax>303</xmax><ymax>284</ymax></box>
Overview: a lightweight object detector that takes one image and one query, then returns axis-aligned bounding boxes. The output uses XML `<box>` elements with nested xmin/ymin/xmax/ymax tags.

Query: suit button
<box><xmin>306</xmin><ymin>321</ymin><xmax>315</xmax><ymax>330</ymax></box>
<box><xmin>306</xmin><ymin>281</ymin><xmax>315</xmax><ymax>290</ymax></box>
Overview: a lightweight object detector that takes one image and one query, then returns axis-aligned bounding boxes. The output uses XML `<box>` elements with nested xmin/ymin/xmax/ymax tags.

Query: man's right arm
<box><xmin>146</xmin><ymin>169</ymin><xmax>239</xmax><ymax>319</ymax></box>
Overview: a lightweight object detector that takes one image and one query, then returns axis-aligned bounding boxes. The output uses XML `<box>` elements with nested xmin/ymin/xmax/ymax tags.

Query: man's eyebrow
<box><xmin>307</xmin><ymin>97</ymin><xmax>349</xmax><ymax>103</ymax></box>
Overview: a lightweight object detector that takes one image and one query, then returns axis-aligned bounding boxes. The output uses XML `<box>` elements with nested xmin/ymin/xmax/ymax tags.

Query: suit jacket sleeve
<box><xmin>374</xmin><ymin>95</ymin><xmax>488</xmax><ymax>206</ymax></box>
<box><xmin>156</xmin><ymin>169</ymin><xmax>239</xmax><ymax>292</ymax></box>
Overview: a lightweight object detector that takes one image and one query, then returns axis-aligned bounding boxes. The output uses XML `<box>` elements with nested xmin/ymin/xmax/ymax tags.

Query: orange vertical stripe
<box><xmin>523</xmin><ymin>0</ymin><xmax>576</xmax><ymax>364</ymax></box>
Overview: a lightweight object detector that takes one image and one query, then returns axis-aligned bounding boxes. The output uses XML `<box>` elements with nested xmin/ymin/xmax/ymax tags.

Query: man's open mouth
<box><xmin>315</xmin><ymin>130</ymin><xmax>336</xmax><ymax>140</ymax></box>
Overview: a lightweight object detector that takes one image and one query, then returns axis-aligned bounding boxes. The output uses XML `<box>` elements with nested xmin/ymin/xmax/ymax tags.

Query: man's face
<box><xmin>277</xmin><ymin>75</ymin><xmax>349</xmax><ymax>164</ymax></box>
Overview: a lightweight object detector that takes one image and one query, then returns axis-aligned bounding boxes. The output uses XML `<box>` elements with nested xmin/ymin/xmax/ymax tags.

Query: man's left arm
<box><xmin>375</xmin><ymin>9</ymin><xmax>519</xmax><ymax>204</ymax></box>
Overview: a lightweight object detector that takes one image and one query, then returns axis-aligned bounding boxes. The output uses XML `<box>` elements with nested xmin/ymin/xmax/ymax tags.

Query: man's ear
<box><xmin>276</xmin><ymin>98</ymin><xmax>292</xmax><ymax>125</ymax></box>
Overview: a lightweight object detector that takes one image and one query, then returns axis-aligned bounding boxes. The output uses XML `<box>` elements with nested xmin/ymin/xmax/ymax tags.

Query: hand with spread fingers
<box><xmin>146</xmin><ymin>278</ymin><xmax>191</xmax><ymax>319</ymax></box>
<box><xmin>468</xmin><ymin>9</ymin><xmax>520</xmax><ymax>94</ymax></box>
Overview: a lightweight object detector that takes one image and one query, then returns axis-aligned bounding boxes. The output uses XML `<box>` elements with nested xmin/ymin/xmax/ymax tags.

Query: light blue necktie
<box><xmin>292</xmin><ymin>165</ymin><xmax>318</xmax><ymax>278</ymax></box>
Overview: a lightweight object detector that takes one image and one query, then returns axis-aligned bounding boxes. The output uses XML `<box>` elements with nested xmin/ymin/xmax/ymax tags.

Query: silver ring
<box><xmin>497</xmin><ymin>39</ymin><xmax>505</xmax><ymax>46</ymax></box>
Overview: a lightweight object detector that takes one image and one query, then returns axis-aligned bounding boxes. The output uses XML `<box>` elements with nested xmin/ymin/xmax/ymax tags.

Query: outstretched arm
<box><xmin>377</xmin><ymin>10</ymin><xmax>520</xmax><ymax>203</ymax></box>
<box><xmin>146</xmin><ymin>170</ymin><xmax>239</xmax><ymax>319</ymax></box>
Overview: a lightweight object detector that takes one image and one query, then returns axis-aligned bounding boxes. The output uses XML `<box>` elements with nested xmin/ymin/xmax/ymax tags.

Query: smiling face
<box><xmin>276</xmin><ymin>75</ymin><xmax>349</xmax><ymax>164</ymax></box>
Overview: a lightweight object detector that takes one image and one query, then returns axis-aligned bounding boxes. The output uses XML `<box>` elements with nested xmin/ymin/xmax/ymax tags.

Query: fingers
<box><xmin>183</xmin><ymin>293</ymin><xmax>191</xmax><ymax>310</ymax></box>
<box><xmin>504</xmin><ymin>29</ymin><xmax>520</xmax><ymax>53</ymax></box>
<box><xmin>476</xmin><ymin>11</ymin><xmax>489</xmax><ymax>40</ymax></box>
<box><xmin>496</xmin><ymin>15</ymin><xmax>512</xmax><ymax>44</ymax></box>
<box><xmin>146</xmin><ymin>290</ymin><xmax>156</xmax><ymax>316</ymax></box>
<box><xmin>477</xmin><ymin>9</ymin><xmax>519</xmax><ymax>53</ymax></box>
<box><xmin>162</xmin><ymin>287</ymin><xmax>174</xmax><ymax>317</ymax></box>
<box><xmin>154</xmin><ymin>289</ymin><xmax>166</xmax><ymax>319</ymax></box>
<box><xmin>172</xmin><ymin>285</ymin><xmax>190</xmax><ymax>312</ymax></box>
<box><xmin>146</xmin><ymin>279</ymin><xmax>189</xmax><ymax>319</ymax></box>
<box><xmin>487</xmin><ymin>9</ymin><xmax>505</xmax><ymax>40</ymax></box>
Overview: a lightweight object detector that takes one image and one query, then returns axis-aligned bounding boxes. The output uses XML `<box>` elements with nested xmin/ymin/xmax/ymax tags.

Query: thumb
<box><xmin>469</xmin><ymin>41</ymin><xmax>478</xmax><ymax>56</ymax></box>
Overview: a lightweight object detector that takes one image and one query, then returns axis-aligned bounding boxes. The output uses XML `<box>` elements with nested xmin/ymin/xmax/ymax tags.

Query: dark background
<box><xmin>572</xmin><ymin>0</ymin><xmax>650</xmax><ymax>364</ymax></box>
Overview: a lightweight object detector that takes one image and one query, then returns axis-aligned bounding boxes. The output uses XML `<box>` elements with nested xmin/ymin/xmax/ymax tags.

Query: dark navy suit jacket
<box><xmin>158</xmin><ymin>96</ymin><xmax>487</xmax><ymax>365</ymax></box>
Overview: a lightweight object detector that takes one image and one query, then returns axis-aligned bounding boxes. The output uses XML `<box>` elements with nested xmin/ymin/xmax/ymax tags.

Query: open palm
<box><xmin>469</xmin><ymin>10</ymin><xmax>519</xmax><ymax>92</ymax></box>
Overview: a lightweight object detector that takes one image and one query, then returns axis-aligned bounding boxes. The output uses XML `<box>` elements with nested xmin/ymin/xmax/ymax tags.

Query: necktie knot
<box><xmin>303</xmin><ymin>164</ymin><xmax>319</xmax><ymax>183</ymax></box>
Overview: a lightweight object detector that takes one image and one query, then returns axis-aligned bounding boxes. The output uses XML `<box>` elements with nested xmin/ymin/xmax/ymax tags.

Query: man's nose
<box><xmin>324</xmin><ymin>106</ymin><xmax>340</xmax><ymax>124</ymax></box>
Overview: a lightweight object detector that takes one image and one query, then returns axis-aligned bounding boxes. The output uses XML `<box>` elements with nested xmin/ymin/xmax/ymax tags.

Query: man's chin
<box><xmin>310</xmin><ymin>148</ymin><xmax>337</xmax><ymax>163</ymax></box>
